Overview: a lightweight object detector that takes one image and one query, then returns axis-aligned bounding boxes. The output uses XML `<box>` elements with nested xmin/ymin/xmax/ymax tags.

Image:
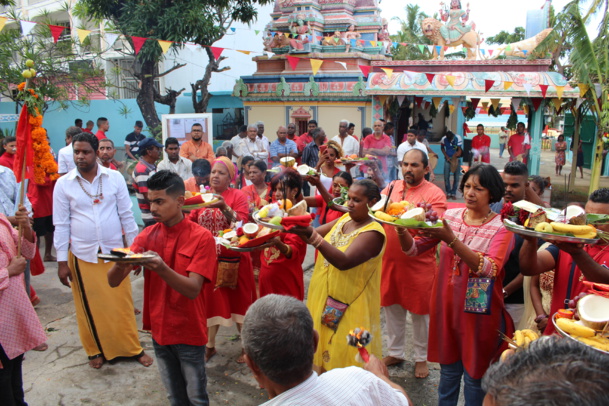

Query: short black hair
<box><xmin>308</xmin><ymin>119</ymin><xmax>317</xmax><ymax>126</ymax></box>
<box><xmin>348</xmin><ymin>123</ymin><xmax>355</xmax><ymax>129</ymax></box>
<box><xmin>459</xmin><ymin>163</ymin><xmax>505</xmax><ymax>204</ymax></box>
<box><xmin>147</xmin><ymin>170</ymin><xmax>185</xmax><ymax>197</ymax></box>
<box><xmin>362</xmin><ymin>127</ymin><xmax>373</xmax><ymax>137</ymax></box>
<box><xmin>99</xmin><ymin>138</ymin><xmax>114</xmax><ymax>147</ymax></box>
<box><xmin>403</xmin><ymin>148</ymin><xmax>429</xmax><ymax>168</ymax></box>
<box><xmin>72</xmin><ymin>132</ymin><xmax>99</xmax><ymax>151</ymax></box>
<box><xmin>192</xmin><ymin>123</ymin><xmax>203</xmax><ymax>129</ymax></box>
<box><xmin>135</xmin><ymin>120</ymin><xmax>143</xmax><ymax>128</ymax></box>
<box><xmin>2</xmin><ymin>136</ymin><xmax>16</xmax><ymax>145</ymax></box>
<box><xmin>417</xmin><ymin>129</ymin><xmax>427</xmax><ymax>137</ymax></box>
<box><xmin>192</xmin><ymin>159</ymin><xmax>211</xmax><ymax>177</ymax></box>
<box><xmin>353</xmin><ymin>179</ymin><xmax>381</xmax><ymax>203</ymax></box>
<box><xmin>241</xmin><ymin>155</ymin><xmax>255</xmax><ymax>168</ymax></box>
<box><xmin>250</xmin><ymin>160</ymin><xmax>267</xmax><ymax>173</ymax></box>
<box><xmin>530</xmin><ymin>176</ymin><xmax>548</xmax><ymax>194</ymax></box>
<box><xmin>270</xmin><ymin>168</ymin><xmax>302</xmax><ymax>200</ymax></box>
<box><xmin>517</xmin><ymin>122</ymin><xmax>526</xmax><ymax>127</ymax></box>
<box><xmin>504</xmin><ymin>160</ymin><xmax>528</xmax><ymax>177</ymax></box>
<box><xmin>239</xmin><ymin>125</ymin><xmax>247</xmax><ymax>133</ymax></box>
<box><xmin>384</xmin><ymin>122</ymin><xmax>394</xmax><ymax>131</ymax></box>
<box><xmin>75</xmin><ymin>118</ymin><xmax>82</xmax><ymax>126</ymax></box>
<box><xmin>165</xmin><ymin>137</ymin><xmax>179</xmax><ymax>148</ymax></box>
<box><xmin>96</xmin><ymin>117</ymin><xmax>108</xmax><ymax>127</ymax></box>
<box><xmin>589</xmin><ymin>188</ymin><xmax>609</xmax><ymax>204</ymax></box>
<box><xmin>477</xmin><ymin>124</ymin><xmax>484</xmax><ymax>129</ymax></box>
<box><xmin>333</xmin><ymin>171</ymin><xmax>353</xmax><ymax>187</ymax></box>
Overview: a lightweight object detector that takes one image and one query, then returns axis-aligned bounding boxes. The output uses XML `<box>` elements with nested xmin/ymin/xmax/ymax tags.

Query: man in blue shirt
<box><xmin>269</xmin><ymin>126</ymin><xmax>298</xmax><ymax>167</ymax></box>
<box><xmin>440</xmin><ymin>131</ymin><xmax>463</xmax><ymax>200</ymax></box>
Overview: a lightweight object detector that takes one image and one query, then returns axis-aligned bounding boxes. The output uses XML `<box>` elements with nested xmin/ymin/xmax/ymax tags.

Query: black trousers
<box><xmin>0</xmin><ymin>343</ymin><xmax>27</xmax><ymax>406</ymax></box>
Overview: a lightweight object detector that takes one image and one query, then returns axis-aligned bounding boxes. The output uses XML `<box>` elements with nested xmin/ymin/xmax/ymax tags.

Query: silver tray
<box><xmin>331</xmin><ymin>198</ymin><xmax>349</xmax><ymax>213</ymax></box>
<box><xmin>503</xmin><ymin>219</ymin><xmax>599</xmax><ymax>244</ymax></box>
<box><xmin>368</xmin><ymin>212</ymin><xmax>442</xmax><ymax>229</ymax></box>
<box><xmin>252</xmin><ymin>211</ymin><xmax>285</xmax><ymax>231</ymax></box>
<box><xmin>552</xmin><ymin>313</ymin><xmax>609</xmax><ymax>355</ymax></box>
<box><xmin>97</xmin><ymin>254</ymin><xmax>155</xmax><ymax>263</ymax></box>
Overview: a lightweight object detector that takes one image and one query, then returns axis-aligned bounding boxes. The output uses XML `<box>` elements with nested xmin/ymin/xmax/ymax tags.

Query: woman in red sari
<box><xmin>241</xmin><ymin>160</ymin><xmax>271</xmax><ymax>215</ymax></box>
<box><xmin>188</xmin><ymin>157</ymin><xmax>256</xmax><ymax>363</ymax></box>
<box><xmin>258</xmin><ymin>169</ymin><xmax>307</xmax><ymax>300</ymax></box>
<box><xmin>305</xmin><ymin>171</ymin><xmax>352</xmax><ymax>225</ymax></box>
<box><xmin>397</xmin><ymin>164</ymin><xmax>514</xmax><ymax>406</ymax></box>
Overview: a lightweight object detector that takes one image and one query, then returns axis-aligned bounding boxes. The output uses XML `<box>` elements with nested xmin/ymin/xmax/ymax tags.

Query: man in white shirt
<box><xmin>57</xmin><ymin>126</ymin><xmax>82</xmax><ymax>175</ymax></box>
<box><xmin>256</xmin><ymin>121</ymin><xmax>271</xmax><ymax>162</ymax></box>
<box><xmin>53</xmin><ymin>132</ymin><xmax>153</xmax><ymax>370</ymax></box>
<box><xmin>157</xmin><ymin>137</ymin><xmax>193</xmax><ymax>181</ymax></box>
<box><xmin>396</xmin><ymin>129</ymin><xmax>428</xmax><ymax>180</ymax></box>
<box><xmin>332</xmin><ymin>119</ymin><xmax>360</xmax><ymax>177</ymax></box>
<box><xmin>230</xmin><ymin>125</ymin><xmax>248</xmax><ymax>164</ymax></box>
<box><xmin>242</xmin><ymin>295</ymin><xmax>411</xmax><ymax>406</ymax></box>
<box><xmin>237</xmin><ymin>124</ymin><xmax>269</xmax><ymax>161</ymax></box>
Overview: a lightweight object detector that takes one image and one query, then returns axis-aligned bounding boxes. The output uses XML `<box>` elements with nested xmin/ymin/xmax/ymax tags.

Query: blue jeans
<box><xmin>153</xmin><ymin>339</ymin><xmax>209</xmax><ymax>406</ymax></box>
<box><xmin>499</xmin><ymin>143</ymin><xmax>505</xmax><ymax>158</ymax></box>
<box><xmin>438</xmin><ymin>361</ymin><xmax>485</xmax><ymax>406</ymax></box>
<box><xmin>443</xmin><ymin>159</ymin><xmax>461</xmax><ymax>196</ymax></box>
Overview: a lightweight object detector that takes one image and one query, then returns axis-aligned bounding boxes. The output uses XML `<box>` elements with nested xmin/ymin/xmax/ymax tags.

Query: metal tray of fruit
<box><xmin>368</xmin><ymin>212</ymin><xmax>442</xmax><ymax>229</ymax></box>
<box><xmin>552</xmin><ymin>313</ymin><xmax>609</xmax><ymax>355</ymax></box>
<box><xmin>98</xmin><ymin>253</ymin><xmax>156</xmax><ymax>263</ymax></box>
<box><xmin>331</xmin><ymin>198</ymin><xmax>349</xmax><ymax>213</ymax></box>
<box><xmin>503</xmin><ymin>219</ymin><xmax>599</xmax><ymax>244</ymax></box>
<box><xmin>219</xmin><ymin>241</ymin><xmax>276</xmax><ymax>253</ymax></box>
<box><xmin>252</xmin><ymin>211</ymin><xmax>286</xmax><ymax>231</ymax></box>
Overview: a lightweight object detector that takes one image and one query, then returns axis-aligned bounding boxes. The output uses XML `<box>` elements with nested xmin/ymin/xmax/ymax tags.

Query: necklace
<box><xmin>464</xmin><ymin>209</ymin><xmax>493</xmax><ymax>225</ymax></box>
<box><xmin>77</xmin><ymin>175</ymin><xmax>103</xmax><ymax>204</ymax></box>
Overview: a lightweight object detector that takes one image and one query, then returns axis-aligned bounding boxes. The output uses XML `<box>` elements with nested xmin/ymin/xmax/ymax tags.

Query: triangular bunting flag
<box><xmin>131</xmin><ymin>36</ymin><xmax>147</xmax><ymax>55</ymax></box>
<box><xmin>418</xmin><ymin>44</ymin><xmax>425</xmax><ymax>53</ymax></box>
<box><xmin>481</xmin><ymin>101</ymin><xmax>489</xmax><ymax>110</ymax></box>
<box><xmin>397</xmin><ymin>95</ymin><xmax>406</xmax><ymax>106</ymax></box>
<box><xmin>480</xmin><ymin>49</ymin><xmax>486</xmax><ymax>56</ymax></box>
<box><xmin>552</xmin><ymin>98</ymin><xmax>562</xmax><ymax>111</ymax></box>
<box><xmin>490</xmin><ymin>98</ymin><xmax>500</xmax><ymax>110</ymax></box>
<box><xmin>401</xmin><ymin>42</ymin><xmax>407</xmax><ymax>46</ymax></box>
<box><xmin>49</xmin><ymin>25</ymin><xmax>66</xmax><ymax>43</ymax></box>
<box><xmin>484</xmin><ymin>79</ymin><xmax>495</xmax><ymax>92</ymax></box>
<box><xmin>77</xmin><ymin>29</ymin><xmax>91</xmax><ymax>43</ymax></box>
<box><xmin>381</xmin><ymin>68</ymin><xmax>393</xmax><ymax>79</ymax></box>
<box><xmin>449</xmin><ymin>105</ymin><xmax>455</xmax><ymax>114</ymax></box>
<box><xmin>310</xmin><ymin>59</ymin><xmax>323</xmax><ymax>75</ymax></box>
<box><xmin>370</xmin><ymin>40</ymin><xmax>377</xmax><ymax>47</ymax></box>
<box><xmin>522</xmin><ymin>50</ymin><xmax>528</xmax><ymax>56</ymax></box>
<box><xmin>435</xmin><ymin>45</ymin><xmax>442</xmax><ymax>55</ymax></box>
<box><xmin>578</xmin><ymin>83</ymin><xmax>589</xmax><ymax>98</ymax></box>
<box><xmin>20</xmin><ymin>21</ymin><xmax>37</xmax><ymax>37</ymax></box>
<box><xmin>445</xmin><ymin>75</ymin><xmax>456</xmax><ymax>87</ymax></box>
<box><xmin>523</xmin><ymin>83</ymin><xmax>532</xmax><ymax>96</ymax></box>
<box><xmin>432</xmin><ymin>97</ymin><xmax>443</xmax><ymax>109</ymax></box>
<box><xmin>539</xmin><ymin>84</ymin><xmax>549</xmax><ymax>98</ymax></box>
<box><xmin>511</xmin><ymin>97</ymin><xmax>521</xmax><ymax>110</ymax></box>
<box><xmin>210</xmin><ymin>46</ymin><xmax>224</xmax><ymax>60</ymax></box>
<box><xmin>359</xmin><ymin>65</ymin><xmax>371</xmax><ymax>77</ymax></box>
<box><xmin>316</xmin><ymin>36</ymin><xmax>322</xmax><ymax>42</ymax></box>
<box><xmin>255</xmin><ymin>30</ymin><xmax>260</xmax><ymax>35</ymax></box>
<box><xmin>576</xmin><ymin>98</ymin><xmax>584</xmax><ymax>109</ymax></box>
<box><xmin>488</xmin><ymin>49</ymin><xmax>494</xmax><ymax>56</ymax></box>
<box><xmin>334</xmin><ymin>37</ymin><xmax>339</xmax><ymax>44</ymax></box>
<box><xmin>286</xmin><ymin>56</ymin><xmax>300</xmax><ymax>71</ymax></box>
<box><xmin>158</xmin><ymin>40</ymin><xmax>172</xmax><ymax>54</ymax></box>
<box><xmin>392</xmin><ymin>42</ymin><xmax>398</xmax><ymax>48</ymax></box>
<box><xmin>444</xmin><ymin>46</ymin><xmax>449</xmax><ymax>51</ymax></box>
<box><xmin>555</xmin><ymin>85</ymin><xmax>564</xmax><ymax>99</ymax></box>
<box><xmin>503</xmin><ymin>81</ymin><xmax>513</xmax><ymax>90</ymax></box>
<box><xmin>531</xmin><ymin>98</ymin><xmax>543</xmax><ymax>111</ymax></box>
<box><xmin>379</xmin><ymin>96</ymin><xmax>389</xmax><ymax>106</ymax></box>
<box><xmin>414</xmin><ymin>96</ymin><xmax>423</xmax><ymax>107</ymax></box>
<box><xmin>336</xmin><ymin>61</ymin><xmax>347</xmax><ymax>70</ymax></box>
<box><xmin>230</xmin><ymin>27</ymin><xmax>236</xmax><ymax>33</ymax></box>
<box><xmin>461</xmin><ymin>107</ymin><xmax>468</xmax><ymax>115</ymax></box>
<box><xmin>350</xmin><ymin>39</ymin><xmax>356</xmax><ymax>47</ymax></box>
<box><xmin>523</xmin><ymin>104</ymin><xmax>529</xmax><ymax>115</ymax></box>
<box><xmin>471</xmin><ymin>98</ymin><xmax>480</xmax><ymax>110</ymax></box>
<box><xmin>422</xmin><ymin>101</ymin><xmax>429</xmax><ymax>110</ymax></box>
<box><xmin>266</xmin><ymin>51</ymin><xmax>275</xmax><ymax>59</ymax></box>
<box><xmin>105</xmin><ymin>33</ymin><xmax>119</xmax><ymax>48</ymax></box>
<box><xmin>500</xmin><ymin>107</ymin><xmax>508</xmax><ymax>115</ymax></box>
<box><xmin>427</xmin><ymin>45</ymin><xmax>434</xmax><ymax>54</ymax></box>
<box><xmin>0</xmin><ymin>17</ymin><xmax>6</xmax><ymax>33</ymax></box>
<box><xmin>425</xmin><ymin>73</ymin><xmax>435</xmax><ymax>84</ymax></box>
<box><xmin>506</xmin><ymin>45</ymin><xmax>512</xmax><ymax>51</ymax></box>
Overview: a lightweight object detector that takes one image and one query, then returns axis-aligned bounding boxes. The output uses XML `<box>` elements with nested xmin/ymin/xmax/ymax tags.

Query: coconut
<box><xmin>564</xmin><ymin>205</ymin><xmax>587</xmax><ymax>225</ymax></box>
<box><xmin>297</xmin><ymin>164</ymin><xmax>313</xmax><ymax>175</ymax></box>
<box><xmin>280</xmin><ymin>156</ymin><xmax>296</xmax><ymax>167</ymax></box>
<box><xmin>223</xmin><ymin>230</ymin><xmax>237</xmax><ymax>240</ymax></box>
<box><xmin>370</xmin><ymin>195</ymin><xmax>391</xmax><ymax>212</ymax></box>
<box><xmin>400</xmin><ymin>207</ymin><xmax>426</xmax><ymax>221</ymax></box>
<box><xmin>201</xmin><ymin>193</ymin><xmax>215</xmax><ymax>203</ymax></box>
<box><xmin>577</xmin><ymin>294</ymin><xmax>609</xmax><ymax>330</ymax></box>
<box><xmin>288</xmin><ymin>200</ymin><xmax>308</xmax><ymax>216</ymax></box>
<box><xmin>242</xmin><ymin>223</ymin><xmax>260</xmax><ymax>238</ymax></box>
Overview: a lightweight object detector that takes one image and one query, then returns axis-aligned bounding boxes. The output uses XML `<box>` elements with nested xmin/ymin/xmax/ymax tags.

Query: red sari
<box><xmin>188</xmin><ymin>188</ymin><xmax>256</xmax><ymax>327</ymax></box>
<box><xmin>258</xmin><ymin>233</ymin><xmax>307</xmax><ymax>300</ymax></box>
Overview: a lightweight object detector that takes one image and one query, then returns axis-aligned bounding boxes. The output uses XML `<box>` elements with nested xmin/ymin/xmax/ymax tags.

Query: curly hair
<box><xmin>322</xmin><ymin>140</ymin><xmax>343</xmax><ymax>160</ymax></box>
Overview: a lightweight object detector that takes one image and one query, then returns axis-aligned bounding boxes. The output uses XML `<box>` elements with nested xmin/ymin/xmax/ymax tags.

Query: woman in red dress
<box><xmin>305</xmin><ymin>171</ymin><xmax>352</xmax><ymax>225</ymax></box>
<box><xmin>241</xmin><ymin>160</ymin><xmax>271</xmax><ymax>215</ymax></box>
<box><xmin>258</xmin><ymin>169</ymin><xmax>307</xmax><ymax>300</ymax></box>
<box><xmin>188</xmin><ymin>157</ymin><xmax>255</xmax><ymax>363</ymax></box>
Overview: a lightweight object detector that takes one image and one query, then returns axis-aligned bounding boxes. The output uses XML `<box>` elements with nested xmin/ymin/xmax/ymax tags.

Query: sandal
<box><xmin>88</xmin><ymin>354</ymin><xmax>105</xmax><ymax>369</ymax></box>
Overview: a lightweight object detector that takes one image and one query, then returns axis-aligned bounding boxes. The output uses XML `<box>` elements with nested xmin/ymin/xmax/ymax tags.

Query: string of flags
<box><xmin>0</xmin><ymin>16</ymin><xmax>594</xmax><ymax>101</ymax></box>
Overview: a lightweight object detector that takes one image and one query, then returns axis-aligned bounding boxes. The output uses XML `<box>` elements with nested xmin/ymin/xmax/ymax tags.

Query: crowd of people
<box><xmin>1</xmin><ymin>115</ymin><xmax>608</xmax><ymax>406</ymax></box>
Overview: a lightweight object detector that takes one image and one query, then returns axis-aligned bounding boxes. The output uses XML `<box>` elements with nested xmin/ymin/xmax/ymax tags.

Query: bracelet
<box><xmin>306</xmin><ymin>231</ymin><xmax>319</xmax><ymax>244</ymax></box>
<box><xmin>447</xmin><ymin>236</ymin><xmax>458</xmax><ymax>248</ymax></box>
<box><xmin>534</xmin><ymin>314</ymin><xmax>548</xmax><ymax>323</ymax></box>
<box><xmin>313</xmin><ymin>236</ymin><xmax>324</xmax><ymax>249</ymax></box>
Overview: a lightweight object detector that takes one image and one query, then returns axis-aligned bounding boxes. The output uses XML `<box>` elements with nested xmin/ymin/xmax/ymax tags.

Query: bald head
<box><xmin>373</xmin><ymin>120</ymin><xmax>384</xmax><ymax>136</ymax></box>
<box><xmin>277</xmin><ymin>126</ymin><xmax>288</xmax><ymax>142</ymax></box>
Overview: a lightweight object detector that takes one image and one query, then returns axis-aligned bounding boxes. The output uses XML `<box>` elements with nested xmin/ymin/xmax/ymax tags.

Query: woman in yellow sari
<box><xmin>286</xmin><ymin>179</ymin><xmax>386</xmax><ymax>372</ymax></box>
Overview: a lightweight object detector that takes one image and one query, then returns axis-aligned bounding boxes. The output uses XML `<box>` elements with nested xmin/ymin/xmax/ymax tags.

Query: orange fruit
<box><xmin>279</xmin><ymin>199</ymin><xmax>293</xmax><ymax>210</ymax></box>
<box><xmin>239</xmin><ymin>236</ymin><xmax>250</xmax><ymax>245</ymax></box>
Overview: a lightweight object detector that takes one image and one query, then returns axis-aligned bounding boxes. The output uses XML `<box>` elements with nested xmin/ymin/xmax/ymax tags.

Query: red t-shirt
<box><xmin>27</xmin><ymin>178</ymin><xmax>55</xmax><ymax>218</ymax></box>
<box><xmin>82</xmin><ymin>129</ymin><xmax>93</xmax><ymax>134</ymax></box>
<box><xmin>471</xmin><ymin>134</ymin><xmax>491</xmax><ymax>163</ymax></box>
<box><xmin>131</xmin><ymin>218</ymin><xmax>216</xmax><ymax>346</ymax></box>
<box><xmin>95</xmin><ymin>130</ymin><xmax>107</xmax><ymax>140</ymax></box>
<box><xmin>0</xmin><ymin>153</ymin><xmax>15</xmax><ymax>171</ymax></box>
<box><xmin>363</xmin><ymin>133</ymin><xmax>392</xmax><ymax>170</ymax></box>
<box><xmin>508</xmin><ymin>133</ymin><xmax>531</xmax><ymax>163</ymax></box>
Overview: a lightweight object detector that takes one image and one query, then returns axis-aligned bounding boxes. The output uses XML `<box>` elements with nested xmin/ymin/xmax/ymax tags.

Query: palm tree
<box><xmin>390</xmin><ymin>4</ymin><xmax>432</xmax><ymax>60</ymax></box>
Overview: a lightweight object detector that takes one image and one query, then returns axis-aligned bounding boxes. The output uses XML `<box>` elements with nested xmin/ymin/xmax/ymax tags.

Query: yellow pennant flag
<box><xmin>157</xmin><ymin>40</ymin><xmax>172</xmax><ymax>54</ymax></box>
<box><xmin>237</xmin><ymin>50</ymin><xmax>251</xmax><ymax>55</ymax></box>
<box><xmin>76</xmin><ymin>29</ymin><xmax>91</xmax><ymax>43</ymax></box>
<box><xmin>449</xmin><ymin>105</ymin><xmax>455</xmax><ymax>114</ymax></box>
<box><xmin>579</xmin><ymin>83</ymin><xmax>590</xmax><ymax>98</ymax></box>
<box><xmin>369</xmin><ymin>40</ymin><xmax>377</xmax><ymax>47</ymax></box>
<box><xmin>555</xmin><ymin>85</ymin><xmax>564</xmax><ymax>99</ymax></box>
<box><xmin>445</xmin><ymin>75</ymin><xmax>456</xmax><ymax>87</ymax></box>
<box><xmin>0</xmin><ymin>17</ymin><xmax>7</xmax><ymax>33</ymax></box>
<box><xmin>432</xmin><ymin>97</ymin><xmax>443</xmax><ymax>109</ymax></box>
<box><xmin>379</xmin><ymin>95</ymin><xmax>389</xmax><ymax>106</ymax></box>
<box><xmin>503</xmin><ymin>81</ymin><xmax>513</xmax><ymax>90</ymax></box>
<box><xmin>490</xmin><ymin>98</ymin><xmax>500</xmax><ymax>110</ymax></box>
<box><xmin>481</xmin><ymin>101</ymin><xmax>489</xmax><ymax>110</ymax></box>
<box><xmin>552</xmin><ymin>98</ymin><xmax>562</xmax><ymax>111</ymax></box>
<box><xmin>523</xmin><ymin>104</ymin><xmax>529</xmax><ymax>115</ymax></box>
<box><xmin>381</xmin><ymin>68</ymin><xmax>393</xmax><ymax>79</ymax></box>
<box><xmin>310</xmin><ymin>59</ymin><xmax>323</xmax><ymax>75</ymax></box>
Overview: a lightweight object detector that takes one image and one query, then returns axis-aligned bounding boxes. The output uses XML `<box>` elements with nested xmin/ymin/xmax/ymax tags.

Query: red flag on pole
<box><xmin>131</xmin><ymin>36</ymin><xmax>147</xmax><ymax>55</ymax></box>
<box><xmin>13</xmin><ymin>105</ymin><xmax>34</xmax><ymax>183</ymax></box>
<box><xmin>49</xmin><ymin>25</ymin><xmax>65</xmax><ymax>43</ymax></box>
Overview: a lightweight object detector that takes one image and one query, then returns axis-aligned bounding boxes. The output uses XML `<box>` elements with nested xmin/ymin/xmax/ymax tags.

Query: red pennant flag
<box><xmin>443</xmin><ymin>46</ymin><xmax>448</xmax><ymax>51</ymax></box>
<box><xmin>461</xmin><ymin>106</ymin><xmax>468</xmax><ymax>115</ymax></box>
<box><xmin>500</xmin><ymin>107</ymin><xmax>508</xmax><ymax>115</ymax></box>
<box><xmin>401</xmin><ymin>42</ymin><xmax>407</xmax><ymax>46</ymax></box>
<box><xmin>471</xmin><ymin>98</ymin><xmax>480</xmax><ymax>110</ymax></box>
<box><xmin>13</xmin><ymin>106</ymin><xmax>34</xmax><ymax>183</ymax></box>
<box><xmin>286</xmin><ymin>56</ymin><xmax>300</xmax><ymax>71</ymax></box>
<box><xmin>210</xmin><ymin>46</ymin><xmax>224</xmax><ymax>60</ymax></box>
<box><xmin>131</xmin><ymin>36</ymin><xmax>147</xmax><ymax>55</ymax></box>
<box><xmin>531</xmin><ymin>98</ymin><xmax>543</xmax><ymax>111</ymax></box>
<box><xmin>414</xmin><ymin>96</ymin><xmax>423</xmax><ymax>107</ymax></box>
<box><xmin>484</xmin><ymin>80</ymin><xmax>495</xmax><ymax>92</ymax></box>
<box><xmin>539</xmin><ymin>84</ymin><xmax>549</xmax><ymax>98</ymax></box>
<box><xmin>425</xmin><ymin>73</ymin><xmax>435</xmax><ymax>84</ymax></box>
<box><xmin>49</xmin><ymin>25</ymin><xmax>65</xmax><ymax>43</ymax></box>
<box><xmin>359</xmin><ymin>65</ymin><xmax>371</xmax><ymax>77</ymax></box>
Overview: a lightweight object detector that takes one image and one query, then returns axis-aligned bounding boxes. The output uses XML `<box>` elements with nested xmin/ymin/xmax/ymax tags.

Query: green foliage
<box><xmin>485</xmin><ymin>27</ymin><xmax>525</xmax><ymax>45</ymax></box>
<box><xmin>390</xmin><ymin>4</ymin><xmax>432</xmax><ymax>60</ymax></box>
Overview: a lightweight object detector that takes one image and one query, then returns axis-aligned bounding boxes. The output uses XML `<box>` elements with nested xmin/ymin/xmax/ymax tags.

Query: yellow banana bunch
<box><xmin>576</xmin><ymin>336</ymin><xmax>609</xmax><ymax>352</ymax></box>
<box><xmin>513</xmin><ymin>329</ymin><xmax>539</xmax><ymax>348</ymax></box>
<box><xmin>556</xmin><ymin>318</ymin><xmax>596</xmax><ymax>338</ymax></box>
<box><xmin>375</xmin><ymin>211</ymin><xmax>396</xmax><ymax>222</ymax></box>
<box><xmin>550</xmin><ymin>222</ymin><xmax>597</xmax><ymax>238</ymax></box>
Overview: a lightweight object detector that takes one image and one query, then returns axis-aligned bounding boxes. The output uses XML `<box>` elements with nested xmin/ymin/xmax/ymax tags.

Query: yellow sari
<box><xmin>307</xmin><ymin>213</ymin><xmax>386</xmax><ymax>372</ymax></box>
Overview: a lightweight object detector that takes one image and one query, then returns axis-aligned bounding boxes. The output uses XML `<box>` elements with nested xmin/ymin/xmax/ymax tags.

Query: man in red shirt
<box><xmin>296</xmin><ymin>119</ymin><xmax>317</xmax><ymax>163</ymax></box>
<box><xmin>109</xmin><ymin>170</ymin><xmax>216</xmax><ymax>405</ymax></box>
<box><xmin>95</xmin><ymin>117</ymin><xmax>109</xmax><ymax>140</ymax></box>
<box><xmin>83</xmin><ymin>120</ymin><xmax>94</xmax><ymax>134</ymax></box>
<box><xmin>363</xmin><ymin>120</ymin><xmax>392</xmax><ymax>178</ymax></box>
<box><xmin>508</xmin><ymin>122</ymin><xmax>531</xmax><ymax>164</ymax></box>
<box><xmin>287</xmin><ymin>122</ymin><xmax>299</xmax><ymax>145</ymax></box>
<box><xmin>97</xmin><ymin>138</ymin><xmax>121</xmax><ymax>170</ymax></box>
<box><xmin>0</xmin><ymin>136</ymin><xmax>16</xmax><ymax>169</ymax></box>
<box><xmin>471</xmin><ymin>124</ymin><xmax>491</xmax><ymax>164</ymax></box>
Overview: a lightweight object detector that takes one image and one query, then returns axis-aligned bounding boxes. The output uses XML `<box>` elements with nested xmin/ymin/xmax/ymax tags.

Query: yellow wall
<box><xmin>244</xmin><ymin>102</ymin><xmax>371</xmax><ymax>142</ymax></box>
